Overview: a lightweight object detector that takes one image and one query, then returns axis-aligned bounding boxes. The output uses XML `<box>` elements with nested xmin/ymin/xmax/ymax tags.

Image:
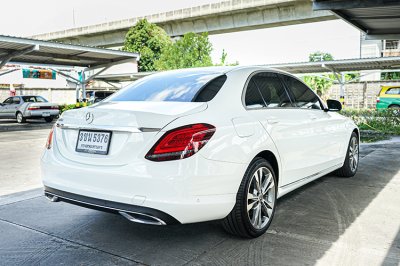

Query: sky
<box><xmin>1</xmin><ymin>0</ymin><xmax>361</xmax><ymax>65</ymax></box>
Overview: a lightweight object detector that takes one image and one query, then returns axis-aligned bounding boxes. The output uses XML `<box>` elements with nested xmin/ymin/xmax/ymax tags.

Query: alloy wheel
<box><xmin>349</xmin><ymin>136</ymin><xmax>359</xmax><ymax>172</ymax></box>
<box><xmin>17</xmin><ymin>113</ymin><xmax>23</xmax><ymax>123</ymax></box>
<box><xmin>247</xmin><ymin>167</ymin><xmax>275</xmax><ymax>230</ymax></box>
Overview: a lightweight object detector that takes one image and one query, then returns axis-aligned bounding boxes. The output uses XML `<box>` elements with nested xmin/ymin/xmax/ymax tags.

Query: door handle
<box><xmin>267</xmin><ymin>119</ymin><xmax>279</xmax><ymax>124</ymax></box>
<box><xmin>309</xmin><ymin>115</ymin><xmax>318</xmax><ymax>120</ymax></box>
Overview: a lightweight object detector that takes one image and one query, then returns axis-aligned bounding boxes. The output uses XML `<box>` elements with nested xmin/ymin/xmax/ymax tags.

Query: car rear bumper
<box><xmin>25</xmin><ymin>109</ymin><xmax>59</xmax><ymax>118</ymax></box>
<box><xmin>41</xmin><ymin>145</ymin><xmax>246</xmax><ymax>224</ymax></box>
<box><xmin>44</xmin><ymin>186</ymin><xmax>179</xmax><ymax>225</ymax></box>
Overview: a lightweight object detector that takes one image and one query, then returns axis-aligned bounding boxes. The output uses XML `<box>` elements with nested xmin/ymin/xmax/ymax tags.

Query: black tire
<box><xmin>44</xmin><ymin>117</ymin><xmax>54</xmax><ymax>123</ymax></box>
<box><xmin>334</xmin><ymin>132</ymin><xmax>359</xmax><ymax>177</ymax></box>
<box><xmin>222</xmin><ymin>157</ymin><xmax>277</xmax><ymax>238</ymax></box>
<box><xmin>16</xmin><ymin>112</ymin><xmax>26</xmax><ymax>123</ymax></box>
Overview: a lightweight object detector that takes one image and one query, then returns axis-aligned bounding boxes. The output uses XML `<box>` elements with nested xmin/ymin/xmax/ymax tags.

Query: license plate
<box><xmin>42</xmin><ymin>112</ymin><xmax>50</xmax><ymax>117</ymax></box>
<box><xmin>75</xmin><ymin>130</ymin><xmax>112</xmax><ymax>155</ymax></box>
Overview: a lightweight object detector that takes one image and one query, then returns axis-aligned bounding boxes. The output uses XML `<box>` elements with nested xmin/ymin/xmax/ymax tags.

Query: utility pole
<box><xmin>72</xmin><ymin>8</ymin><xmax>76</xmax><ymax>27</ymax></box>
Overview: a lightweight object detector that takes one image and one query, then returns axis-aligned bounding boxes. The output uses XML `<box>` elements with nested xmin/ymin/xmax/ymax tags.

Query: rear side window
<box><xmin>280</xmin><ymin>75</ymin><xmax>323</xmax><ymax>110</ymax></box>
<box><xmin>245</xmin><ymin>72</ymin><xmax>292</xmax><ymax>108</ymax></box>
<box><xmin>22</xmin><ymin>96</ymin><xmax>47</xmax><ymax>103</ymax></box>
<box><xmin>386</xmin><ymin>88</ymin><xmax>400</xmax><ymax>95</ymax></box>
<box><xmin>193</xmin><ymin>75</ymin><xmax>227</xmax><ymax>102</ymax></box>
<box><xmin>12</xmin><ymin>97</ymin><xmax>21</xmax><ymax>104</ymax></box>
<box><xmin>107</xmin><ymin>71</ymin><xmax>225</xmax><ymax>102</ymax></box>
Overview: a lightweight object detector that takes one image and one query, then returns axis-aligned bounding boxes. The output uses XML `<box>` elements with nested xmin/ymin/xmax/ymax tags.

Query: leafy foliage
<box><xmin>340</xmin><ymin>108</ymin><xmax>400</xmax><ymax>135</ymax></box>
<box><xmin>123</xmin><ymin>19</ymin><xmax>171</xmax><ymax>72</ymax></box>
<box><xmin>155</xmin><ymin>32</ymin><xmax>213</xmax><ymax>70</ymax></box>
<box><xmin>309</xmin><ymin>51</ymin><xmax>334</xmax><ymax>62</ymax></box>
<box><xmin>303</xmin><ymin>52</ymin><xmax>334</xmax><ymax>97</ymax></box>
<box><xmin>381</xmin><ymin>72</ymin><xmax>400</xmax><ymax>80</ymax></box>
<box><xmin>214</xmin><ymin>49</ymin><xmax>239</xmax><ymax>66</ymax></box>
<box><xmin>303</xmin><ymin>75</ymin><xmax>333</xmax><ymax>97</ymax></box>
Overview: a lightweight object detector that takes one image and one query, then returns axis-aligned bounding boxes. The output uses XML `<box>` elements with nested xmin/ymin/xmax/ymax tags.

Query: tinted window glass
<box><xmin>3</xmin><ymin>97</ymin><xmax>13</xmax><ymax>104</ymax></box>
<box><xmin>12</xmin><ymin>97</ymin><xmax>21</xmax><ymax>104</ymax></box>
<box><xmin>245</xmin><ymin>72</ymin><xmax>292</xmax><ymax>108</ymax></box>
<box><xmin>22</xmin><ymin>96</ymin><xmax>47</xmax><ymax>103</ymax></box>
<box><xmin>193</xmin><ymin>75</ymin><xmax>227</xmax><ymax>102</ymax></box>
<box><xmin>108</xmin><ymin>71</ymin><xmax>223</xmax><ymax>102</ymax></box>
<box><xmin>386</xmin><ymin>88</ymin><xmax>400</xmax><ymax>95</ymax></box>
<box><xmin>281</xmin><ymin>75</ymin><xmax>322</xmax><ymax>109</ymax></box>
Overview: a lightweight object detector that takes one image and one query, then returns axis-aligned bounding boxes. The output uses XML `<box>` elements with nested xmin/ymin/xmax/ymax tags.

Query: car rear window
<box><xmin>107</xmin><ymin>71</ymin><xmax>226</xmax><ymax>102</ymax></box>
<box><xmin>386</xmin><ymin>87</ymin><xmax>400</xmax><ymax>95</ymax></box>
<box><xmin>22</xmin><ymin>96</ymin><xmax>47</xmax><ymax>103</ymax></box>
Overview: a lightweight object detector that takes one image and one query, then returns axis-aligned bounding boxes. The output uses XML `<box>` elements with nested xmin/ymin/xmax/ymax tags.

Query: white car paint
<box><xmin>41</xmin><ymin>66</ymin><xmax>358</xmax><ymax>225</ymax></box>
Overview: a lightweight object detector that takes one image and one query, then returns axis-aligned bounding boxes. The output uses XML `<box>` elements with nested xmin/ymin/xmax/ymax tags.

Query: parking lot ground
<box><xmin>0</xmin><ymin>129</ymin><xmax>399</xmax><ymax>265</ymax></box>
<box><xmin>0</xmin><ymin>129</ymin><xmax>50</xmax><ymax>196</ymax></box>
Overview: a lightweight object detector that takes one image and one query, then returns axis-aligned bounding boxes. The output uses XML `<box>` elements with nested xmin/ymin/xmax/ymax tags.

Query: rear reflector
<box><xmin>46</xmin><ymin>126</ymin><xmax>54</xmax><ymax>149</ymax></box>
<box><xmin>145</xmin><ymin>123</ymin><xmax>216</xmax><ymax>161</ymax></box>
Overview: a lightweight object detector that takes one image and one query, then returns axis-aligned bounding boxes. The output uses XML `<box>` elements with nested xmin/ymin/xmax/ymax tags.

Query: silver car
<box><xmin>0</xmin><ymin>95</ymin><xmax>59</xmax><ymax>123</ymax></box>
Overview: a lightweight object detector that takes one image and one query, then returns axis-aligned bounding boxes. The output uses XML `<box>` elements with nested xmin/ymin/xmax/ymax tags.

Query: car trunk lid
<box><xmin>54</xmin><ymin>101</ymin><xmax>207</xmax><ymax>166</ymax></box>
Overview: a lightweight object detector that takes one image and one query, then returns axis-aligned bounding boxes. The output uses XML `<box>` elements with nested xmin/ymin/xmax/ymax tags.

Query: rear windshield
<box><xmin>22</xmin><ymin>96</ymin><xmax>47</xmax><ymax>103</ymax></box>
<box><xmin>107</xmin><ymin>71</ymin><xmax>226</xmax><ymax>102</ymax></box>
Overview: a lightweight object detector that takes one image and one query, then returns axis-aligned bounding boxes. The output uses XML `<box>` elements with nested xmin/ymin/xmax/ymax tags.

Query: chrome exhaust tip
<box><xmin>119</xmin><ymin>211</ymin><xmax>166</xmax><ymax>226</ymax></box>
<box><xmin>45</xmin><ymin>193</ymin><xmax>59</xmax><ymax>202</ymax></box>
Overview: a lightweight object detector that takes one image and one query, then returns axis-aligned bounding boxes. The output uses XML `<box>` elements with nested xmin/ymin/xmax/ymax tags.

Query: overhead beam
<box><xmin>313</xmin><ymin>0</ymin><xmax>400</xmax><ymax>10</ymax></box>
<box><xmin>30</xmin><ymin>0</ymin><xmax>336</xmax><ymax>48</ymax></box>
<box><xmin>0</xmin><ymin>68</ymin><xmax>19</xmax><ymax>77</ymax></box>
<box><xmin>0</xmin><ymin>45</ymin><xmax>39</xmax><ymax>69</ymax></box>
<box><xmin>365</xmin><ymin>34</ymin><xmax>400</xmax><ymax>40</ymax></box>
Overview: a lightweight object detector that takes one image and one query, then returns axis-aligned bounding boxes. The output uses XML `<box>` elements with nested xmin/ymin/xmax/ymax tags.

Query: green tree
<box><xmin>303</xmin><ymin>52</ymin><xmax>334</xmax><ymax>97</ymax></box>
<box><xmin>309</xmin><ymin>51</ymin><xmax>334</xmax><ymax>62</ymax></box>
<box><xmin>123</xmin><ymin>19</ymin><xmax>171</xmax><ymax>72</ymax></box>
<box><xmin>155</xmin><ymin>32</ymin><xmax>213</xmax><ymax>70</ymax></box>
<box><xmin>215</xmin><ymin>49</ymin><xmax>239</xmax><ymax>66</ymax></box>
<box><xmin>303</xmin><ymin>75</ymin><xmax>333</xmax><ymax>97</ymax></box>
<box><xmin>381</xmin><ymin>72</ymin><xmax>400</xmax><ymax>80</ymax></box>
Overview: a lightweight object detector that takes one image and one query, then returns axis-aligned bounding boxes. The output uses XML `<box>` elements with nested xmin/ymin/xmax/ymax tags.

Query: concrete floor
<box><xmin>0</xmin><ymin>129</ymin><xmax>399</xmax><ymax>266</ymax></box>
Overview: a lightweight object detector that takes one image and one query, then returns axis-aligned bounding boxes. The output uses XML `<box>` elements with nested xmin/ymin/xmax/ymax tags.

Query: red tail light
<box><xmin>145</xmin><ymin>123</ymin><xmax>216</xmax><ymax>161</ymax></box>
<box><xmin>28</xmin><ymin>106</ymin><xmax>39</xmax><ymax>110</ymax></box>
<box><xmin>45</xmin><ymin>127</ymin><xmax>54</xmax><ymax>149</ymax></box>
<box><xmin>376</xmin><ymin>97</ymin><xmax>380</xmax><ymax>103</ymax></box>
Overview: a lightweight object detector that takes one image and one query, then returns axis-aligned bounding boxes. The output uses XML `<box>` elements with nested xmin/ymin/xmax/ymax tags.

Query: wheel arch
<box><xmin>254</xmin><ymin>150</ymin><xmax>279</xmax><ymax>186</ymax></box>
<box><xmin>352</xmin><ymin>127</ymin><xmax>360</xmax><ymax>142</ymax></box>
<box><xmin>388</xmin><ymin>104</ymin><xmax>400</xmax><ymax>108</ymax></box>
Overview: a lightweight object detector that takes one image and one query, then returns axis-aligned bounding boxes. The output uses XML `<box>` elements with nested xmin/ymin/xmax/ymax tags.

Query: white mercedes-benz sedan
<box><xmin>41</xmin><ymin>66</ymin><xmax>359</xmax><ymax>238</ymax></box>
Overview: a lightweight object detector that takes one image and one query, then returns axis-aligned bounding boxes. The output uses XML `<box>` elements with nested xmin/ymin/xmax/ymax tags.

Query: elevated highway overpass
<box><xmin>30</xmin><ymin>0</ymin><xmax>336</xmax><ymax>48</ymax></box>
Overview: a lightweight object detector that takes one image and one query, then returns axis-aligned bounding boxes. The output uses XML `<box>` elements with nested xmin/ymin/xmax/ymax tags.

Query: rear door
<box><xmin>243</xmin><ymin>71</ymin><xmax>318</xmax><ymax>186</ymax></box>
<box><xmin>279</xmin><ymin>74</ymin><xmax>346</xmax><ymax>176</ymax></box>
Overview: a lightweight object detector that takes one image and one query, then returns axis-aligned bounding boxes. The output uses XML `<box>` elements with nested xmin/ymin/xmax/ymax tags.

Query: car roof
<box><xmin>150</xmin><ymin>65</ymin><xmax>292</xmax><ymax>76</ymax></box>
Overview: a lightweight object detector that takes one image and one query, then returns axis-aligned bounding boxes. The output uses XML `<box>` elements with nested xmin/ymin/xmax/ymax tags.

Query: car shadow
<box><xmin>0</xmin><ymin>119</ymin><xmax>54</xmax><ymax>132</ymax></box>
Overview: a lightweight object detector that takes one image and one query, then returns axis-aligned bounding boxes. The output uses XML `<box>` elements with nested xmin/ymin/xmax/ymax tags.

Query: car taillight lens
<box><xmin>51</xmin><ymin>106</ymin><xmax>59</xmax><ymax>109</ymax></box>
<box><xmin>145</xmin><ymin>123</ymin><xmax>216</xmax><ymax>162</ymax></box>
<box><xmin>376</xmin><ymin>97</ymin><xmax>380</xmax><ymax>103</ymax></box>
<box><xmin>28</xmin><ymin>106</ymin><xmax>39</xmax><ymax>110</ymax></box>
<box><xmin>45</xmin><ymin>127</ymin><xmax>54</xmax><ymax>149</ymax></box>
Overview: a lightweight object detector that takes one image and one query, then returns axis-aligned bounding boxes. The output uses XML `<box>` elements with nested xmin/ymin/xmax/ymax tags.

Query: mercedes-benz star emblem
<box><xmin>85</xmin><ymin>112</ymin><xmax>94</xmax><ymax>124</ymax></box>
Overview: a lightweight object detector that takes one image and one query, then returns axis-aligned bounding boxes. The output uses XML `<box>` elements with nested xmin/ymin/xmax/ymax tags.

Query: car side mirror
<box><xmin>325</xmin><ymin>99</ymin><xmax>342</xmax><ymax>112</ymax></box>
